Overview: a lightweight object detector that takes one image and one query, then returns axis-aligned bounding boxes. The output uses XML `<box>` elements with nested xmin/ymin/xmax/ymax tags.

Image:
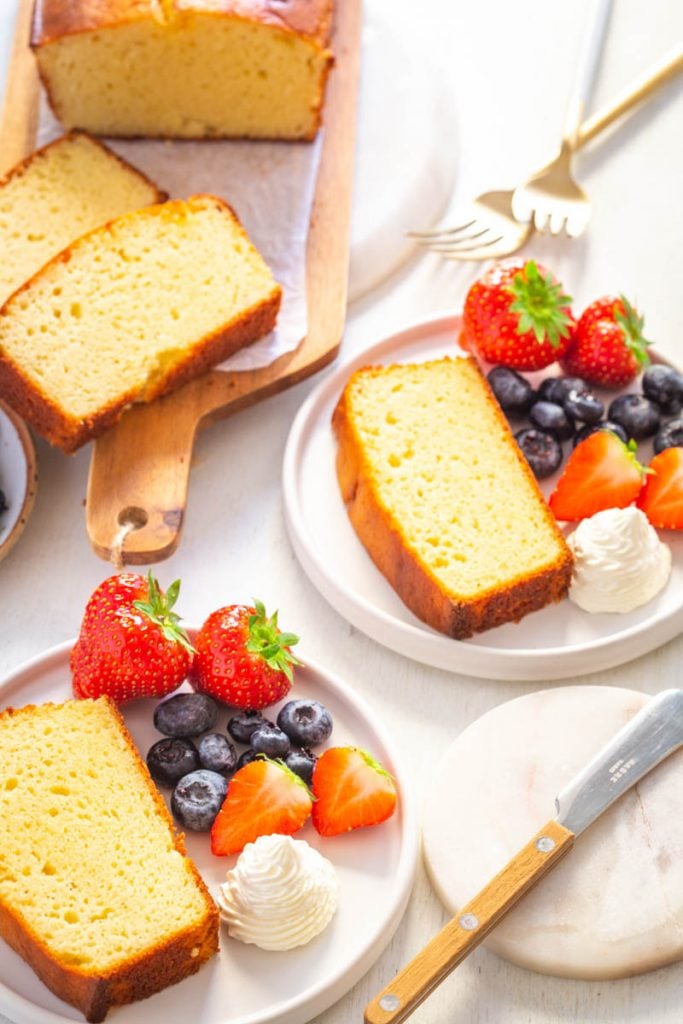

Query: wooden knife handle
<box><xmin>364</xmin><ymin>819</ymin><xmax>575</xmax><ymax>1024</ymax></box>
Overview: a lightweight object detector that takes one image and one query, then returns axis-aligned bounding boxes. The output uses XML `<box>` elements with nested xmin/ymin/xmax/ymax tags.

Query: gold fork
<box><xmin>413</xmin><ymin>46</ymin><xmax>683</xmax><ymax>260</ymax></box>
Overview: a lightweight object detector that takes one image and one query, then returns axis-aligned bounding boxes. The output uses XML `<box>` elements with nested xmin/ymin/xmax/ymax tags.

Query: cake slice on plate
<box><xmin>333</xmin><ymin>356</ymin><xmax>573</xmax><ymax>638</ymax></box>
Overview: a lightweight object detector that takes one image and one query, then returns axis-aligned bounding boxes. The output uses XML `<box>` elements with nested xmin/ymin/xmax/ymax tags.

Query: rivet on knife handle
<box><xmin>364</xmin><ymin>820</ymin><xmax>575</xmax><ymax>1024</ymax></box>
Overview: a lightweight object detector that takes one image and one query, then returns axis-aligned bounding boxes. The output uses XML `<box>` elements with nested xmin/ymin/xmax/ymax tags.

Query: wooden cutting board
<box><xmin>0</xmin><ymin>0</ymin><xmax>362</xmax><ymax>564</ymax></box>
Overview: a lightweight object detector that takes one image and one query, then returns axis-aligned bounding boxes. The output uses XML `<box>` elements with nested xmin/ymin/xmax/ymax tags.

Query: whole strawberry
<box><xmin>461</xmin><ymin>258</ymin><xmax>575</xmax><ymax>370</ymax></box>
<box><xmin>71</xmin><ymin>571</ymin><xmax>193</xmax><ymax>703</ymax></box>
<box><xmin>561</xmin><ymin>295</ymin><xmax>651</xmax><ymax>388</ymax></box>
<box><xmin>191</xmin><ymin>599</ymin><xmax>299</xmax><ymax>709</ymax></box>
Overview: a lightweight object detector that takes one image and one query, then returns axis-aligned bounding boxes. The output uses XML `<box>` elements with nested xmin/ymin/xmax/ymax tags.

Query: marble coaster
<box><xmin>422</xmin><ymin>686</ymin><xmax>683</xmax><ymax>980</ymax></box>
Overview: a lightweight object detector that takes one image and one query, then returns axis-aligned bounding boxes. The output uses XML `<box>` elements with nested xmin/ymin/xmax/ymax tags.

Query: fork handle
<box><xmin>364</xmin><ymin>820</ymin><xmax>575</xmax><ymax>1024</ymax></box>
<box><xmin>563</xmin><ymin>0</ymin><xmax>613</xmax><ymax>145</ymax></box>
<box><xmin>576</xmin><ymin>46</ymin><xmax>683</xmax><ymax>149</ymax></box>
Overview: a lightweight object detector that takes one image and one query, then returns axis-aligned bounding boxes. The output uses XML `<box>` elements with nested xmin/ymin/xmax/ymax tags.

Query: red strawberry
<box><xmin>549</xmin><ymin>431</ymin><xmax>647</xmax><ymax>522</ymax></box>
<box><xmin>461</xmin><ymin>258</ymin><xmax>575</xmax><ymax>370</ymax></box>
<box><xmin>312</xmin><ymin>747</ymin><xmax>397</xmax><ymax>837</ymax></box>
<box><xmin>191</xmin><ymin>599</ymin><xmax>299</xmax><ymax>709</ymax></box>
<box><xmin>637</xmin><ymin>447</ymin><xmax>683</xmax><ymax>529</ymax></box>
<box><xmin>211</xmin><ymin>758</ymin><xmax>312</xmax><ymax>855</ymax></box>
<box><xmin>561</xmin><ymin>295</ymin><xmax>652</xmax><ymax>388</ymax></box>
<box><xmin>71</xmin><ymin>571</ymin><xmax>193</xmax><ymax>703</ymax></box>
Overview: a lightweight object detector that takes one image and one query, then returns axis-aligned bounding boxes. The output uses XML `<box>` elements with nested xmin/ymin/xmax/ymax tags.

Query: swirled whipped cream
<box><xmin>567</xmin><ymin>507</ymin><xmax>671</xmax><ymax>614</ymax></box>
<box><xmin>216</xmin><ymin>834</ymin><xmax>340</xmax><ymax>950</ymax></box>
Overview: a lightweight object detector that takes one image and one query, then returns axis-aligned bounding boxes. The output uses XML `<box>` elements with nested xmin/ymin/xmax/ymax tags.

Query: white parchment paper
<box><xmin>36</xmin><ymin>98</ymin><xmax>322</xmax><ymax>372</ymax></box>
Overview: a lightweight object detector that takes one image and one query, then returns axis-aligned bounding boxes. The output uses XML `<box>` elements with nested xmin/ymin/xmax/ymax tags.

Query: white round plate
<box><xmin>282</xmin><ymin>313</ymin><xmax>683</xmax><ymax>681</ymax></box>
<box><xmin>0</xmin><ymin>640</ymin><xmax>418</xmax><ymax>1024</ymax></box>
<box><xmin>0</xmin><ymin>399</ymin><xmax>37</xmax><ymax>564</ymax></box>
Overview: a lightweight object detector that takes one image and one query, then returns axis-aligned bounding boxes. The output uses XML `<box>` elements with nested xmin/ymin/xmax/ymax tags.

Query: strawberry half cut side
<box><xmin>549</xmin><ymin>432</ymin><xmax>648</xmax><ymax>523</ymax></box>
<box><xmin>637</xmin><ymin>447</ymin><xmax>683</xmax><ymax>530</ymax></box>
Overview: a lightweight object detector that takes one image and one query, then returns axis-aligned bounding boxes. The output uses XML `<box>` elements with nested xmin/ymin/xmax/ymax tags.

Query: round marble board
<box><xmin>282</xmin><ymin>313</ymin><xmax>683</xmax><ymax>681</ymax></box>
<box><xmin>422</xmin><ymin>686</ymin><xmax>683</xmax><ymax>980</ymax></box>
<box><xmin>0</xmin><ymin>639</ymin><xmax>418</xmax><ymax>1024</ymax></box>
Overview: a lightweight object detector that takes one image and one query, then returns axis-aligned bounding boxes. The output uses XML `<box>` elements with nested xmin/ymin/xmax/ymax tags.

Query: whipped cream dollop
<box><xmin>567</xmin><ymin>507</ymin><xmax>671</xmax><ymax>614</ymax></box>
<box><xmin>216</xmin><ymin>834</ymin><xmax>340</xmax><ymax>951</ymax></box>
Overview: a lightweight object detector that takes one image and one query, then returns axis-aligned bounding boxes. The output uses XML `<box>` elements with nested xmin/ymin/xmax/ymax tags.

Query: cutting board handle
<box><xmin>364</xmin><ymin>820</ymin><xmax>575</xmax><ymax>1024</ymax></box>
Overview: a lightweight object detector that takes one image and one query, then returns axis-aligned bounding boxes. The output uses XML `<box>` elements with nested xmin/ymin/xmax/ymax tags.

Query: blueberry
<box><xmin>236</xmin><ymin>748</ymin><xmax>259</xmax><ymax>770</ymax></box>
<box><xmin>573</xmin><ymin>421</ymin><xmax>629</xmax><ymax>447</ymax></box>
<box><xmin>642</xmin><ymin>365</ymin><xmax>683</xmax><ymax>415</ymax></box>
<box><xmin>198</xmin><ymin>733</ymin><xmax>237</xmax><ymax>775</ymax></box>
<box><xmin>277</xmin><ymin>699</ymin><xmax>333</xmax><ymax>748</ymax></box>
<box><xmin>285</xmin><ymin>748</ymin><xmax>317</xmax><ymax>786</ymax></box>
<box><xmin>562</xmin><ymin>388</ymin><xmax>604</xmax><ymax>425</ymax></box>
<box><xmin>250</xmin><ymin>724</ymin><xmax>291</xmax><ymax>758</ymax></box>
<box><xmin>147</xmin><ymin>738</ymin><xmax>200</xmax><ymax>788</ymax></box>
<box><xmin>653</xmin><ymin>418</ymin><xmax>683</xmax><ymax>455</ymax></box>
<box><xmin>514</xmin><ymin>428</ymin><xmax>563</xmax><ymax>479</ymax></box>
<box><xmin>171</xmin><ymin>770</ymin><xmax>228</xmax><ymax>831</ymax></box>
<box><xmin>608</xmin><ymin>394</ymin><xmax>660</xmax><ymax>440</ymax></box>
<box><xmin>487</xmin><ymin>366</ymin><xmax>534</xmax><ymax>417</ymax></box>
<box><xmin>538</xmin><ymin>376</ymin><xmax>586</xmax><ymax>405</ymax></box>
<box><xmin>529</xmin><ymin>401</ymin><xmax>575</xmax><ymax>441</ymax></box>
<box><xmin>154</xmin><ymin>693</ymin><xmax>218</xmax><ymax>738</ymax></box>
<box><xmin>227</xmin><ymin>710</ymin><xmax>271</xmax><ymax>744</ymax></box>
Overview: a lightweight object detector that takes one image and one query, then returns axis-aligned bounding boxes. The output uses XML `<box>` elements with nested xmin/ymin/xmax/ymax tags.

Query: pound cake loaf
<box><xmin>32</xmin><ymin>0</ymin><xmax>334</xmax><ymax>140</ymax></box>
<box><xmin>0</xmin><ymin>193</ymin><xmax>281</xmax><ymax>451</ymax></box>
<box><xmin>333</xmin><ymin>357</ymin><xmax>573</xmax><ymax>638</ymax></box>
<box><xmin>0</xmin><ymin>131</ymin><xmax>165</xmax><ymax>307</ymax></box>
<box><xmin>0</xmin><ymin>698</ymin><xmax>218</xmax><ymax>1022</ymax></box>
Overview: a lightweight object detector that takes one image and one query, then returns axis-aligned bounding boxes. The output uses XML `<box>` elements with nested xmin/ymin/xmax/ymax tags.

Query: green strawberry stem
<box><xmin>246</xmin><ymin>598</ymin><xmax>300</xmax><ymax>682</ymax></box>
<box><xmin>133</xmin><ymin>570</ymin><xmax>195</xmax><ymax>654</ymax></box>
<box><xmin>258</xmin><ymin>754</ymin><xmax>314</xmax><ymax>798</ymax></box>
<box><xmin>507</xmin><ymin>259</ymin><xmax>574</xmax><ymax>348</ymax></box>
<box><xmin>622</xmin><ymin>438</ymin><xmax>651</xmax><ymax>478</ymax></box>
<box><xmin>614</xmin><ymin>295</ymin><xmax>652</xmax><ymax>368</ymax></box>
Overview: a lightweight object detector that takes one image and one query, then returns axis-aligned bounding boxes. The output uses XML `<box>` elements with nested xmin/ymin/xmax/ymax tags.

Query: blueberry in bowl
<box><xmin>154</xmin><ymin>692</ymin><xmax>218</xmax><ymax>738</ymax></box>
<box><xmin>514</xmin><ymin>428</ymin><xmax>563</xmax><ymax>479</ymax></box>
<box><xmin>277</xmin><ymin>699</ymin><xmax>333</xmax><ymax>747</ymax></box>
<box><xmin>607</xmin><ymin>394</ymin><xmax>660</xmax><ymax>440</ymax></box>
<box><xmin>198</xmin><ymin>733</ymin><xmax>237</xmax><ymax>775</ymax></box>
<box><xmin>147</xmin><ymin>737</ymin><xmax>200</xmax><ymax>787</ymax></box>
<box><xmin>227</xmin><ymin>709</ymin><xmax>272</xmax><ymax>744</ymax></box>
<box><xmin>250</xmin><ymin>723</ymin><xmax>291</xmax><ymax>758</ymax></box>
<box><xmin>562</xmin><ymin>387</ymin><xmax>604</xmax><ymax>425</ymax></box>
<box><xmin>529</xmin><ymin>401</ymin><xmax>575</xmax><ymax>441</ymax></box>
<box><xmin>653</xmin><ymin>418</ymin><xmax>683</xmax><ymax>455</ymax></box>
<box><xmin>573</xmin><ymin>421</ymin><xmax>628</xmax><ymax>447</ymax></box>
<box><xmin>642</xmin><ymin>365</ymin><xmax>683</xmax><ymax>415</ymax></box>
<box><xmin>171</xmin><ymin>769</ymin><xmax>228</xmax><ymax>831</ymax></box>
<box><xmin>487</xmin><ymin>366</ymin><xmax>534</xmax><ymax>417</ymax></box>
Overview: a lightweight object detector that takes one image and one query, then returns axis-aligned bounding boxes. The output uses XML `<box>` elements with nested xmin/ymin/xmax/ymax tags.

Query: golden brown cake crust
<box><xmin>0</xmin><ymin>194</ymin><xmax>282</xmax><ymax>453</ymax></box>
<box><xmin>332</xmin><ymin>357</ymin><xmax>573</xmax><ymax>640</ymax></box>
<box><xmin>0</xmin><ymin>698</ymin><xmax>219</xmax><ymax>1023</ymax></box>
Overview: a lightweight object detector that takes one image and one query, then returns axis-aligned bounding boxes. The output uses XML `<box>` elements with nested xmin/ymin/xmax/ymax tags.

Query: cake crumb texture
<box><xmin>0</xmin><ymin>193</ymin><xmax>281</xmax><ymax>451</ymax></box>
<box><xmin>333</xmin><ymin>356</ymin><xmax>573</xmax><ymax>638</ymax></box>
<box><xmin>0</xmin><ymin>132</ymin><xmax>164</xmax><ymax>307</ymax></box>
<box><xmin>0</xmin><ymin>697</ymin><xmax>218</xmax><ymax>1022</ymax></box>
<box><xmin>32</xmin><ymin>0</ymin><xmax>334</xmax><ymax>140</ymax></box>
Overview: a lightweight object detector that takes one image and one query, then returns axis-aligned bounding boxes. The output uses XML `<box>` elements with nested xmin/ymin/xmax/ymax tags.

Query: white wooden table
<box><xmin>1</xmin><ymin>1</ymin><xmax>683</xmax><ymax>1021</ymax></box>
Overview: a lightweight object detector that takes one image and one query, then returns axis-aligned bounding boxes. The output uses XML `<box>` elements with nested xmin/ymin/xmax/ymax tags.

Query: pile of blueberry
<box><xmin>146</xmin><ymin>692</ymin><xmax>333</xmax><ymax>831</ymax></box>
<box><xmin>488</xmin><ymin>364</ymin><xmax>683</xmax><ymax>479</ymax></box>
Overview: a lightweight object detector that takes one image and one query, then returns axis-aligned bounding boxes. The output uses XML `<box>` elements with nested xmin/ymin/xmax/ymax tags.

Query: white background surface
<box><xmin>1</xmin><ymin>1</ymin><xmax>683</xmax><ymax>1022</ymax></box>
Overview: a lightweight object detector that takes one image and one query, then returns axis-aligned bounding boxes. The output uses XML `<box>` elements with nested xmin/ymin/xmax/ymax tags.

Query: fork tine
<box><xmin>533</xmin><ymin>208</ymin><xmax>550</xmax><ymax>233</ymax></box>
<box><xmin>431</xmin><ymin>233</ymin><xmax>505</xmax><ymax>256</ymax></box>
<box><xmin>548</xmin><ymin>210</ymin><xmax>567</xmax><ymax>235</ymax></box>
<box><xmin>420</xmin><ymin>226</ymin><xmax>494</xmax><ymax>252</ymax></box>
<box><xmin>407</xmin><ymin>219</ymin><xmax>477</xmax><ymax>240</ymax></box>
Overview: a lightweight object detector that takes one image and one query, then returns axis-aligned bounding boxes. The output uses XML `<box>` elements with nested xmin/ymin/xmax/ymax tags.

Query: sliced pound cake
<box><xmin>333</xmin><ymin>357</ymin><xmax>573</xmax><ymax>638</ymax></box>
<box><xmin>0</xmin><ymin>194</ymin><xmax>281</xmax><ymax>451</ymax></box>
<box><xmin>32</xmin><ymin>0</ymin><xmax>334</xmax><ymax>140</ymax></box>
<box><xmin>0</xmin><ymin>132</ymin><xmax>165</xmax><ymax>307</ymax></box>
<box><xmin>0</xmin><ymin>697</ymin><xmax>218</xmax><ymax>1022</ymax></box>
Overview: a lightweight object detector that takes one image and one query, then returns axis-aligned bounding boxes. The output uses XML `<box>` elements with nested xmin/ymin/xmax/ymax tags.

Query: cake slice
<box><xmin>332</xmin><ymin>356</ymin><xmax>573</xmax><ymax>638</ymax></box>
<box><xmin>0</xmin><ymin>697</ymin><xmax>218</xmax><ymax>1022</ymax></box>
<box><xmin>32</xmin><ymin>0</ymin><xmax>334</xmax><ymax>140</ymax></box>
<box><xmin>0</xmin><ymin>194</ymin><xmax>282</xmax><ymax>451</ymax></box>
<box><xmin>0</xmin><ymin>132</ymin><xmax>165</xmax><ymax>307</ymax></box>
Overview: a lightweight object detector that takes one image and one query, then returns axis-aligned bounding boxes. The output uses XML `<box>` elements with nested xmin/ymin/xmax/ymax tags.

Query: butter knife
<box><xmin>365</xmin><ymin>688</ymin><xmax>683</xmax><ymax>1024</ymax></box>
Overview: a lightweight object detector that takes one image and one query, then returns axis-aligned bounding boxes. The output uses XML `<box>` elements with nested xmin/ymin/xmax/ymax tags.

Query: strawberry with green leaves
<box><xmin>461</xmin><ymin>259</ymin><xmax>575</xmax><ymax>370</ymax></box>
<box><xmin>191</xmin><ymin>599</ymin><xmax>300</xmax><ymax>709</ymax></box>
<box><xmin>549</xmin><ymin>431</ymin><xmax>648</xmax><ymax>522</ymax></box>
<box><xmin>312</xmin><ymin>747</ymin><xmax>397</xmax><ymax>837</ymax></box>
<box><xmin>71</xmin><ymin>571</ymin><xmax>193</xmax><ymax>703</ymax></box>
<box><xmin>561</xmin><ymin>295</ymin><xmax>651</xmax><ymax>388</ymax></box>
<box><xmin>211</xmin><ymin>757</ymin><xmax>312</xmax><ymax>855</ymax></box>
<box><xmin>637</xmin><ymin>447</ymin><xmax>683</xmax><ymax>530</ymax></box>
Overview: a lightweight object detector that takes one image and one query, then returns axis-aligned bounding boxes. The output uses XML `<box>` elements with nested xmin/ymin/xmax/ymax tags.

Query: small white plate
<box><xmin>0</xmin><ymin>399</ymin><xmax>37</xmax><ymax>564</ymax></box>
<box><xmin>0</xmin><ymin>640</ymin><xmax>418</xmax><ymax>1024</ymax></box>
<box><xmin>282</xmin><ymin>313</ymin><xmax>683</xmax><ymax>681</ymax></box>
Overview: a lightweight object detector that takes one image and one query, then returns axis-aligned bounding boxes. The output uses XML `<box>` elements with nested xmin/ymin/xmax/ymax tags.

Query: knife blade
<box><xmin>365</xmin><ymin>689</ymin><xmax>683</xmax><ymax>1024</ymax></box>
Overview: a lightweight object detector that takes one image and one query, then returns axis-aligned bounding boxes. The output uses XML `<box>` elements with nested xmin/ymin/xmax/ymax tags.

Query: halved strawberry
<box><xmin>637</xmin><ymin>447</ymin><xmax>683</xmax><ymax>529</ymax></box>
<box><xmin>210</xmin><ymin>758</ymin><xmax>312</xmax><ymax>856</ymax></box>
<box><xmin>549</xmin><ymin>431</ymin><xmax>647</xmax><ymax>522</ymax></box>
<box><xmin>312</xmin><ymin>747</ymin><xmax>397</xmax><ymax>837</ymax></box>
